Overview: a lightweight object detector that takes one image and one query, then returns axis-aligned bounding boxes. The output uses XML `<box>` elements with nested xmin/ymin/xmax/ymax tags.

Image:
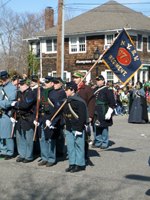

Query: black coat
<box><xmin>37</xmin><ymin>88</ymin><xmax>61</xmax><ymax>140</ymax></box>
<box><xmin>15</xmin><ymin>88</ymin><xmax>36</xmax><ymax>132</ymax></box>
<box><xmin>63</xmin><ymin>99</ymin><xmax>86</xmax><ymax>132</ymax></box>
<box><xmin>94</xmin><ymin>86</ymin><xmax>115</xmax><ymax>127</ymax></box>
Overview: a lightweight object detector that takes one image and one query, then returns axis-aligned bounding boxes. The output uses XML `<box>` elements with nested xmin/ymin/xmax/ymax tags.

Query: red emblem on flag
<box><xmin>117</xmin><ymin>48</ymin><xmax>131</xmax><ymax>66</ymax></box>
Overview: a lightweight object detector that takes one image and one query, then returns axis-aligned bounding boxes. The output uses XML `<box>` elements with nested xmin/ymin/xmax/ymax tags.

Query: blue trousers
<box><xmin>116</xmin><ymin>106</ymin><xmax>122</xmax><ymax>115</ymax></box>
<box><xmin>122</xmin><ymin>105</ymin><xmax>127</xmax><ymax>114</ymax></box>
<box><xmin>93</xmin><ymin>125</ymin><xmax>109</xmax><ymax>147</ymax></box>
<box><xmin>0</xmin><ymin>138</ymin><xmax>14</xmax><ymax>156</ymax></box>
<box><xmin>66</xmin><ymin>129</ymin><xmax>85</xmax><ymax>166</ymax></box>
<box><xmin>16</xmin><ymin>128</ymin><xmax>34</xmax><ymax>160</ymax></box>
<box><xmin>39</xmin><ymin>125</ymin><xmax>56</xmax><ymax>163</ymax></box>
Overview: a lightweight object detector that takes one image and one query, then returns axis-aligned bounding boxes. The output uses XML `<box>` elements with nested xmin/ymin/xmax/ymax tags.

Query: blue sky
<box><xmin>2</xmin><ymin>0</ymin><xmax>150</xmax><ymax>17</ymax></box>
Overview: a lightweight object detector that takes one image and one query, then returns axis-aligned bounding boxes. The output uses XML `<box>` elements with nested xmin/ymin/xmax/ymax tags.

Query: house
<box><xmin>25</xmin><ymin>1</ymin><xmax>150</xmax><ymax>85</ymax></box>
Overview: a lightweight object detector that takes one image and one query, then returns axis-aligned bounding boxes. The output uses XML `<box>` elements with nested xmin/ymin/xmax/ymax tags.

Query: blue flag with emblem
<box><xmin>102</xmin><ymin>28</ymin><xmax>143</xmax><ymax>85</ymax></box>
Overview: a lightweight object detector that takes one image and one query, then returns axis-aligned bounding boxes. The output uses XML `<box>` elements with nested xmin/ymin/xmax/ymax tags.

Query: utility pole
<box><xmin>56</xmin><ymin>0</ymin><xmax>65</xmax><ymax>78</ymax></box>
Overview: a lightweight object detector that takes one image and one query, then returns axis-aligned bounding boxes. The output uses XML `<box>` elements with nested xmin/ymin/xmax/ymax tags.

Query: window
<box><xmin>107</xmin><ymin>71</ymin><xmax>113</xmax><ymax>82</ymax></box>
<box><xmin>46</xmin><ymin>39</ymin><xmax>57</xmax><ymax>52</ymax></box>
<box><xmin>148</xmin><ymin>36</ymin><xmax>150</xmax><ymax>51</ymax></box>
<box><xmin>105</xmin><ymin>34</ymin><xmax>114</xmax><ymax>50</ymax></box>
<box><xmin>70</xmin><ymin>37</ymin><xmax>86</xmax><ymax>53</ymax></box>
<box><xmin>79</xmin><ymin>70</ymin><xmax>91</xmax><ymax>83</ymax></box>
<box><xmin>137</xmin><ymin>34</ymin><xmax>142</xmax><ymax>50</ymax></box>
<box><xmin>51</xmin><ymin>71</ymin><xmax>68</xmax><ymax>81</ymax></box>
<box><xmin>107</xmin><ymin>35</ymin><xmax>113</xmax><ymax>44</ymax></box>
<box><xmin>36</xmin><ymin>42</ymin><xmax>40</xmax><ymax>57</ymax></box>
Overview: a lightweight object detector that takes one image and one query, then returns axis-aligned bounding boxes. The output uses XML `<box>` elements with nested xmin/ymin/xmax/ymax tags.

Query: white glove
<box><xmin>33</xmin><ymin>120</ymin><xmax>40</xmax><ymax>126</ymax></box>
<box><xmin>11</xmin><ymin>101</ymin><xmax>17</xmax><ymax>106</ymax></box>
<box><xmin>10</xmin><ymin>117</ymin><xmax>17</xmax><ymax>123</ymax></box>
<box><xmin>75</xmin><ymin>131</ymin><xmax>82</xmax><ymax>136</ymax></box>
<box><xmin>105</xmin><ymin>107</ymin><xmax>113</xmax><ymax>120</ymax></box>
<box><xmin>49</xmin><ymin>125</ymin><xmax>56</xmax><ymax>129</ymax></box>
<box><xmin>46</xmin><ymin>120</ymin><xmax>52</xmax><ymax>128</ymax></box>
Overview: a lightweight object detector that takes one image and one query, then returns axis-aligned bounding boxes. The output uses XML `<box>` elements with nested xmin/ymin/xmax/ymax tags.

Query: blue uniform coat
<box><xmin>0</xmin><ymin>81</ymin><xmax>16</xmax><ymax>138</ymax></box>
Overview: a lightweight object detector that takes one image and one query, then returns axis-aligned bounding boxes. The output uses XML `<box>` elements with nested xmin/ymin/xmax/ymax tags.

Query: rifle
<box><xmin>33</xmin><ymin>76</ymin><xmax>40</xmax><ymax>141</ymax></box>
<box><xmin>27</xmin><ymin>63</ymin><xmax>30</xmax><ymax>79</ymax></box>
<box><xmin>11</xmin><ymin>75</ymin><xmax>19</xmax><ymax>138</ymax></box>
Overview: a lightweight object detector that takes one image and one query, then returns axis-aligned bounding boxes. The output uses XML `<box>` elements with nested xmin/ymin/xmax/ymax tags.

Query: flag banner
<box><xmin>102</xmin><ymin>29</ymin><xmax>143</xmax><ymax>84</ymax></box>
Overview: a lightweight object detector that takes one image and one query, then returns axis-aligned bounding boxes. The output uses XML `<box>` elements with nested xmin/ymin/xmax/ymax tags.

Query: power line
<box><xmin>0</xmin><ymin>0</ymin><xmax>11</xmax><ymax>9</ymax></box>
<box><xmin>65</xmin><ymin>6</ymin><xmax>150</xmax><ymax>14</ymax></box>
<box><xmin>0</xmin><ymin>6</ymin><xmax>58</xmax><ymax>37</ymax></box>
<box><xmin>66</xmin><ymin>2</ymin><xmax>150</xmax><ymax>6</ymax></box>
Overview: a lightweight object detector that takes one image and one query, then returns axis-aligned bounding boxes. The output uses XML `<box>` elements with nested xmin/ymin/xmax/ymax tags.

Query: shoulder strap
<box><xmin>94</xmin><ymin>86</ymin><xmax>107</xmax><ymax>95</ymax></box>
<box><xmin>1</xmin><ymin>89</ymin><xmax>8</xmax><ymax>100</ymax></box>
<box><xmin>48</xmin><ymin>98</ymin><xmax>54</xmax><ymax>108</ymax></box>
<box><xmin>68</xmin><ymin>103</ymin><xmax>79</xmax><ymax>120</ymax></box>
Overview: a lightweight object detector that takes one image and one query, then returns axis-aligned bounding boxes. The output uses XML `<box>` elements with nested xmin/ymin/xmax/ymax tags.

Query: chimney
<box><xmin>45</xmin><ymin>7</ymin><xmax>54</xmax><ymax>30</ymax></box>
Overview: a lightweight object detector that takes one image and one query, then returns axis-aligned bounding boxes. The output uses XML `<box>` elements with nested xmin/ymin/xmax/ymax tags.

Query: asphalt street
<box><xmin>0</xmin><ymin>115</ymin><xmax>150</xmax><ymax>200</ymax></box>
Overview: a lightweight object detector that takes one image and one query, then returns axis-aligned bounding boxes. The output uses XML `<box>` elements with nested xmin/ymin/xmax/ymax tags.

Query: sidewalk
<box><xmin>0</xmin><ymin>115</ymin><xmax>150</xmax><ymax>200</ymax></box>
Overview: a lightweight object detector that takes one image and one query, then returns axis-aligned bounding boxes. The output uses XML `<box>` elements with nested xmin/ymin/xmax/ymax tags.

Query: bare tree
<box><xmin>0</xmin><ymin>5</ymin><xmax>45</xmax><ymax>75</ymax></box>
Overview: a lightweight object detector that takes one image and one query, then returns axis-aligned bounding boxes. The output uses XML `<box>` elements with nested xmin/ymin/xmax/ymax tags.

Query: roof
<box><xmin>27</xmin><ymin>0</ymin><xmax>150</xmax><ymax>40</ymax></box>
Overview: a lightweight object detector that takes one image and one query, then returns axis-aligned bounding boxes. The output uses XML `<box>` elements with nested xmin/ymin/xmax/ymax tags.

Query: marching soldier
<box><xmin>33</xmin><ymin>76</ymin><xmax>61</xmax><ymax>167</ymax></box>
<box><xmin>11</xmin><ymin>75</ymin><xmax>22</xmax><ymax>87</ymax></box>
<box><xmin>30</xmin><ymin>75</ymin><xmax>38</xmax><ymax>92</ymax></box>
<box><xmin>11</xmin><ymin>78</ymin><xmax>36</xmax><ymax>163</ymax></box>
<box><xmin>53</xmin><ymin>77</ymin><xmax>66</xmax><ymax>157</ymax></box>
<box><xmin>30</xmin><ymin>74</ymin><xmax>43</xmax><ymax>154</ymax></box>
<box><xmin>92</xmin><ymin>75</ymin><xmax>115</xmax><ymax>149</ymax></box>
<box><xmin>72</xmin><ymin>71</ymin><xmax>95</xmax><ymax>163</ymax></box>
<box><xmin>0</xmin><ymin>71</ymin><xmax>17</xmax><ymax>159</ymax></box>
<box><xmin>62</xmin><ymin>81</ymin><xmax>89</xmax><ymax>172</ymax></box>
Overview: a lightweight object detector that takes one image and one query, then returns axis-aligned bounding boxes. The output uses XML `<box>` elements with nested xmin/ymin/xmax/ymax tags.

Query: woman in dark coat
<box><xmin>128</xmin><ymin>81</ymin><xmax>148</xmax><ymax>123</ymax></box>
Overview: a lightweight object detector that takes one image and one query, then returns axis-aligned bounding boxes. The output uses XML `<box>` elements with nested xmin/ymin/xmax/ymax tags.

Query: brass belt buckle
<box><xmin>41</xmin><ymin>112</ymin><xmax>45</xmax><ymax>116</ymax></box>
<box><xmin>66</xmin><ymin>114</ymin><xmax>72</xmax><ymax>118</ymax></box>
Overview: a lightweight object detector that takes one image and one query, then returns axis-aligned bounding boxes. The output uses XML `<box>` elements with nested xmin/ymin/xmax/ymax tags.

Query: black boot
<box><xmin>65</xmin><ymin>165</ymin><xmax>75</xmax><ymax>172</ymax></box>
<box><xmin>4</xmin><ymin>155</ymin><xmax>14</xmax><ymax>160</ymax></box>
<box><xmin>0</xmin><ymin>154</ymin><xmax>6</xmax><ymax>158</ymax></box>
<box><xmin>70</xmin><ymin>165</ymin><xmax>82</xmax><ymax>173</ymax></box>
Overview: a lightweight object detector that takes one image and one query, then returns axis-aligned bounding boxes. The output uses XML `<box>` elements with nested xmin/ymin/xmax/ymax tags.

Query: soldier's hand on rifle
<box><xmin>105</xmin><ymin>107</ymin><xmax>113</xmax><ymax>120</ymax></box>
<box><xmin>46</xmin><ymin>120</ymin><xmax>52</xmax><ymax>128</ymax></box>
<box><xmin>11</xmin><ymin>101</ymin><xmax>17</xmax><ymax>107</ymax></box>
<box><xmin>10</xmin><ymin>117</ymin><xmax>18</xmax><ymax>123</ymax></box>
<box><xmin>33</xmin><ymin>120</ymin><xmax>40</xmax><ymax>126</ymax></box>
<box><xmin>75</xmin><ymin>131</ymin><xmax>82</xmax><ymax>136</ymax></box>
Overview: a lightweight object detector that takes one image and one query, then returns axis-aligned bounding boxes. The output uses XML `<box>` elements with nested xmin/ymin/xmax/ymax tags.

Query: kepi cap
<box><xmin>45</xmin><ymin>76</ymin><xmax>54</xmax><ymax>83</ymax></box>
<box><xmin>0</xmin><ymin>71</ymin><xmax>9</xmax><ymax>79</ymax></box>
<box><xmin>12</xmin><ymin>75</ymin><xmax>22</xmax><ymax>81</ymax></box>
<box><xmin>31</xmin><ymin>75</ymin><xmax>38</xmax><ymax>82</ymax></box>
<box><xmin>72</xmin><ymin>71</ymin><xmax>85</xmax><ymax>78</ymax></box>
<box><xmin>96</xmin><ymin>75</ymin><xmax>104</xmax><ymax>81</ymax></box>
<box><xmin>65</xmin><ymin>81</ymin><xmax>77</xmax><ymax>91</ymax></box>
<box><xmin>20</xmin><ymin>78</ymin><xmax>30</xmax><ymax>85</ymax></box>
<box><xmin>54</xmin><ymin>77</ymin><xmax>64</xmax><ymax>84</ymax></box>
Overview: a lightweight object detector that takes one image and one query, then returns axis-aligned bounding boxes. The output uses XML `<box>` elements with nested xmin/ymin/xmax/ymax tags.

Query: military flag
<box><xmin>102</xmin><ymin>28</ymin><xmax>143</xmax><ymax>85</ymax></box>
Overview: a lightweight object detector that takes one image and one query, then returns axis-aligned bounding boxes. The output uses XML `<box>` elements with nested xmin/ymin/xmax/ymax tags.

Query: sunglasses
<box><xmin>45</xmin><ymin>80</ymin><xmax>50</xmax><ymax>84</ymax></box>
<box><xmin>65</xmin><ymin>86</ymin><xmax>73</xmax><ymax>91</ymax></box>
